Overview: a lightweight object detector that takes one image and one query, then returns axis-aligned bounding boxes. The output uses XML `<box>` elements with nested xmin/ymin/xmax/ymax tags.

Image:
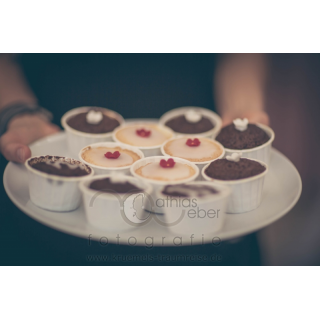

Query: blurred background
<box><xmin>1</xmin><ymin>53</ymin><xmax>319</xmax><ymax>265</ymax></box>
<box><xmin>259</xmin><ymin>54</ymin><xmax>320</xmax><ymax>265</ymax></box>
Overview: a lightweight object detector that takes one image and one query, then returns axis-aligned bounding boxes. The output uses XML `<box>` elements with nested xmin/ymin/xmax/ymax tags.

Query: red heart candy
<box><xmin>186</xmin><ymin>138</ymin><xmax>201</xmax><ymax>147</ymax></box>
<box><xmin>104</xmin><ymin>151</ymin><xmax>120</xmax><ymax>159</ymax></box>
<box><xmin>160</xmin><ymin>158</ymin><xmax>175</xmax><ymax>168</ymax></box>
<box><xmin>136</xmin><ymin>129</ymin><xmax>151</xmax><ymax>137</ymax></box>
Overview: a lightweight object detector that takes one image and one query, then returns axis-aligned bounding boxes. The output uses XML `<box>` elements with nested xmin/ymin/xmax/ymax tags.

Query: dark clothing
<box><xmin>19</xmin><ymin>54</ymin><xmax>217</xmax><ymax>123</ymax></box>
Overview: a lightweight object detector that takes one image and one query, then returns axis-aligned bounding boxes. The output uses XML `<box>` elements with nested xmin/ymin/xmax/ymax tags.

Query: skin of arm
<box><xmin>0</xmin><ymin>54</ymin><xmax>59</xmax><ymax>163</ymax></box>
<box><xmin>214</xmin><ymin>53</ymin><xmax>269</xmax><ymax>126</ymax></box>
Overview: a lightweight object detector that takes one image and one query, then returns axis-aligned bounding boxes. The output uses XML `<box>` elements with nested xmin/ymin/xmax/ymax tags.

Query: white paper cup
<box><xmin>113</xmin><ymin>121</ymin><xmax>174</xmax><ymax>157</ymax></box>
<box><xmin>156</xmin><ymin>181</ymin><xmax>231</xmax><ymax>235</ymax></box>
<box><xmin>25</xmin><ymin>156</ymin><xmax>94</xmax><ymax>212</ymax></box>
<box><xmin>130</xmin><ymin>156</ymin><xmax>199</xmax><ymax>213</ymax></box>
<box><xmin>161</xmin><ymin>136</ymin><xmax>225</xmax><ymax>180</ymax></box>
<box><xmin>221</xmin><ymin>123</ymin><xmax>275</xmax><ymax>165</ymax></box>
<box><xmin>159</xmin><ymin>106</ymin><xmax>222</xmax><ymax>139</ymax></box>
<box><xmin>201</xmin><ymin>158</ymin><xmax>268</xmax><ymax>214</ymax></box>
<box><xmin>61</xmin><ymin>106</ymin><xmax>124</xmax><ymax>158</ymax></box>
<box><xmin>79</xmin><ymin>174</ymin><xmax>153</xmax><ymax>230</ymax></box>
<box><xmin>79</xmin><ymin>142</ymin><xmax>145</xmax><ymax>175</ymax></box>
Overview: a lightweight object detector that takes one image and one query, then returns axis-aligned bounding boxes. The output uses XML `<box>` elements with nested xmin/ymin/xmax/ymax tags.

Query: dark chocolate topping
<box><xmin>162</xmin><ymin>184</ymin><xmax>218</xmax><ymax>198</ymax></box>
<box><xmin>28</xmin><ymin>156</ymin><xmax>91</xmax><ymax>177</ymax></box>
<box><xmin>67</xmin><ymin>110</ymin><xmax>120</xmax><ymax>134</ymax></box>
<box><xmin>216</xmin><ymin>123</ymin><xmax>270</xmax><ymax>150</ymax></box>
<box><xmin>205</xmin><ymin>158</ymin><xmax>266</xmax><ymax>180</ymax></box>
<box><xmin>89</xmin><ymin>177</ymin><xmax>143</xmax><ymax>194</ymax></box>
<box><xmin>165</xmin><ymin>115</ymin><xmax>214</xmax><ymax>134</ymax></box>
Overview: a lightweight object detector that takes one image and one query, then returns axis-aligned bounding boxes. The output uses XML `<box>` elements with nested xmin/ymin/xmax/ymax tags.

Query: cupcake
<box><xmin>61</xmin><ymin>106</ymin><xmax>124</xmax><ymax>157</ymax></box>
<box><xmin>202</xmin><ymin>152</ymin><xmax>268</xmax><ymax>213</ymax></box>
<box><xmin>79</xmin><ymin>142</ymin><xmax>144</xmax><ymax>175</ymax></box>
<box><xmin>157</xmin><ymin>182</ymin><xmax>230</xmax><ymax>235</ymax></box>
<box><xmin>159</xmin><ymin>106</ymin><xmax>222</xmax><ymax>138</ymax></box>
<box><xmin>79</xmin><ymin>174</ymin><xmax>153</xmax><ymax>230</ymax></box>
<box><xmin>25</xmin><ymin>155</ymin><xmax>94</xmax><ymax>211</ymax></box>
<box><xmin>215</xmin><ymin>118</ymin><xmax>275</xmax><ymax>164</ymax></box>
<box><xmin>161</xmin><ymin>136</ymin><xmax>225</xmax><ymax>174</ymax></box>
<box><xmin>131</xmin><ymin>156</ymin><xmax>199</xmax><ymax>213</ymax></box>
<box><xmin>113</xmin><ymin>122</ymin><xmax>174</xmax><ymax>157</ymax></box>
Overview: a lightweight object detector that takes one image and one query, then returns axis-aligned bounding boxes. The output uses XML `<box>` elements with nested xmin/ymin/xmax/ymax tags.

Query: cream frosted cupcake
<box><xmin>134</xmin><ymin>158</ymin><xmax>196</xmax><ymax>182</ymax></box>
<box><xmin>61</xmin><ymin>106</ymin><xmax>124</xmax><ymax>157</ymax></box>
<box><xmin>113</xmin><ymin>122</ymin><xmax>174</xmax><ymax>157</ymax></box>
<box><xmin>79</xmin><ymin>142</ymin><xmax>144</xmax><ymax>175</ymax></box>
<box><xmin>131</xmin><ymin>156</ymin><xmax>199</xmax><ymax>213</ymax></box>
<box><xmin>161</xmin><ymin>136</ymin><xmax>225</xmax><ymax>174</ymax></box>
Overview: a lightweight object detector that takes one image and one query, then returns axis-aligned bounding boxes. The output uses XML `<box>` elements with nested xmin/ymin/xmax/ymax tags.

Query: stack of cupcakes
<box><xmin>25</xmin><ymin>105</ymin><xmax>275</xmax><ymax>234</ymax></box>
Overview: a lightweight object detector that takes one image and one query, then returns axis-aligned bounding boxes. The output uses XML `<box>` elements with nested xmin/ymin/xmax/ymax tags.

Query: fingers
<box><xmin>246</xmin><ymin>111</ymin><xmax>270</xmax><ymax>126</ymax></box>
<box><xmin>1</xmin><ymin>142</ymin><xmax>31</xmax><ymax>163</ymax></box>
<box><xmin>42</xmin><ymin>123</ymin><xmax>60</xmax><ymax>136</ymax></box>
<box><xmin>8</xmin><ymin>118</ymin><xmax>60</xmax><ymax>144</ymax></box>
<box><xmin>0</xmin><ymin>117</ymin><xmax>60</xmax><ymax>163</ymax></box>
<box><xmin>222</xmin><ymin>115</ymin><xmax>234</xmax><ymax>127</ymax></box>
<box><xmin>221</xmin><ymin>111</ymin><xmax>270</xmax><ymax>127</ymax></box>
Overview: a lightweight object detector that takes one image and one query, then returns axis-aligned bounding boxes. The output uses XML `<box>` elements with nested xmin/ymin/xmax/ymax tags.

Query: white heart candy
<box><xmin>226</xmin><ymin>152</ymin><xmax>242</xmax><ymax>162</ymax></box>
<box><xmin>185</xmin><ymin>110</ymin><xmax>202</xmax><ymax>123</ymax></box>
<box><xmin>233</xmin><ymin>118</ymin><xmax>249</xmax><ymax>131</ymax></box>
<box><xmin>109</xmin><ymin>173</ymin><xmax>128</xmax><ymax>184</ymax></box>
<box><xmin>86</xmin><ymin>110</ymin><xmax>103</xmax><ymax>124</ymax></box>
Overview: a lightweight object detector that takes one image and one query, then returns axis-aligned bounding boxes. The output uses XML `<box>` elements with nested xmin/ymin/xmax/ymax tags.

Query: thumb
<box><xmin>246</xmin><ymin>111</ymin><xmax>270</xmax><ymax>126</ymax></box>
<box><xmin>1</xmin><ymin>142</ymin><xmax>31</xmax><ymax>163</ymax></box>
<box><xmin>221</xmin><ymin>115</ymin><xmax>234</xmax><ymax>127</ymax></box>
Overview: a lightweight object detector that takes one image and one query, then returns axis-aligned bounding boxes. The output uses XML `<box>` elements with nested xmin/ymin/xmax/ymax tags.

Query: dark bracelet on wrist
<box><xmin>0</xmin><ymin>102</ymin><xmax>53</xmax><ymax>136</ymax></box>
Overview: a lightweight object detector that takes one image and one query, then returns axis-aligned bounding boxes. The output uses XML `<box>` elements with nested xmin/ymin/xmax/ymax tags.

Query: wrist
<box><xmin>7</xmin><ymin>113</ymin><xmax>51</xmax><ymax>129</ymax></box>
<box><xmin>0</xmin><ymin>102</ymin><xmax>53</xmax><ymax>136</ymax></box>
<box><xmin>0</xmin><ymin>98</ymin><xmax>38</xmax><ymax>111</ymax></box>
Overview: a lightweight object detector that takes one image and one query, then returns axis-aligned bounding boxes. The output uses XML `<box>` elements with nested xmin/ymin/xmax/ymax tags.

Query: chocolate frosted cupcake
<box><xmin>61</xmin><ymin>106</ymin><xmax>124</xmax><ymax>157</ymax></box>
<box><xmin>158</xmin><ymin>181</ymin><xmax>231</xmax><ymax>235</ymax></box>
<box><xmin>216</xmin><ymin>122</ymin><xmax>270</xmax><ymax>150</ymax></box>
<box><xmin>165</xmin><ymin>114</ymin><xmax>214</xmax><ymax>134</ymax></box>
<box><xmin>89</xmin><ymin>177</ymin><xmax>143</xmax><ymax>194</ymax></box>
<box><xmin>29</xmin><ymin>156</ymin><xmax>91</xmax><ymax>177</ymax></box>
<box><xmin>162</xmin><ymin>184</ymin><xmax>219</xmax><ymax>197</ymax></box>
<box><xmin>204</xmin><ymin>158</ymin><xmax>266</xmax><ymax>180</ymax></box>
<box><xmin>79</xmin><ymin>174</ymin><xmax>153</xmax><ymax>229</ymax></box>
<box><xmin>216</xmin><ymin>118</ymin><xmax>274</xmax><ymax>165</ymax></box>
<box><xmin>159</xmin><ymin>106</ymin><xmax>222</xmax><ymax>138</ymax></box>
<box><xmin>25</xmin><ymin>156</ymin><xmax>93</xmax><ymax>211</ymax></box>
<box><xmin>67</xmin><ymin>109</ymin><xmax>120</xmax><ymax>134</ymax></box>
<box><xmin>202</xmin><ymin>153</ymin><xmax>268</xmax><ymax>213</ymax></box>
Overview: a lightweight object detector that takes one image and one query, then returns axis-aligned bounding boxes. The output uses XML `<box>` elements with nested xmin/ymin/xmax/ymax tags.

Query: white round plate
<box><xmin>3</xmin><ymin>131</ymin><xmax>301</xmax><ymax>246</ymax></box>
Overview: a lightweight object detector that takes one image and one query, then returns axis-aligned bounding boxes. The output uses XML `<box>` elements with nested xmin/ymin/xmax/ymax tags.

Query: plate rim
<box><xmin>3</xmin><ymin>131</ymin><xmax>302</xmax><ymax>245</ymax></box>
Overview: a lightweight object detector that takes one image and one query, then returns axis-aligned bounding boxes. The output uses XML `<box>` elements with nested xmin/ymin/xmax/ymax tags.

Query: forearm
<box><xmin>214</xmin><ymin>53</ymin><xmax>268</xmax><ymax>122</ymax></box>
<box><xmin>0</xmin><ymin>54</ymin><xmax>37</xmax><ymax>109</ymax></box>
